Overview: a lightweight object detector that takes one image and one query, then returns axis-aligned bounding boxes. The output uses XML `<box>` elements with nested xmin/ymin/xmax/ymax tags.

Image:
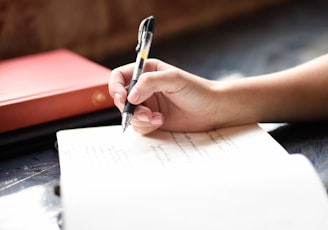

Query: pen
<box><xmin>122</xmin><ymin>16</ymin><xmax>155</xmax><ymax>132</ymax></box>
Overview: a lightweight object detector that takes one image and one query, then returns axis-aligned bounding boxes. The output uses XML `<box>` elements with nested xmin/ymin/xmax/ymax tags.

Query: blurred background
<box><xmin>0</xmin><ymin>0</ymin><xmax>288</xmax><ymax>60</ymax></box>
<box><xmin>1</xmin><ymin>0</ymin><xmax>328</xmax><ymax>80</ymax></box>
<box><xmin>0</xmin><ymin>0</ymin><xmax>297</xmax><ymax>66</ymax></box>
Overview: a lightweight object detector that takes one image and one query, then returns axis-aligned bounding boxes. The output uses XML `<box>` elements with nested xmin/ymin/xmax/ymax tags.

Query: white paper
<box><xmin>57</xmin><ymin>124</ymin><xmax>328</xmax><ymax>230</ymax></box>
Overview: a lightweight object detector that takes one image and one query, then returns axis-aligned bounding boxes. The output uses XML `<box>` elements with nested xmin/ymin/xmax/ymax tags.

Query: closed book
<box><xmin>0</xmin><ymin>49</ymin><xmax>114</xmax><ymax>133</ymax></box>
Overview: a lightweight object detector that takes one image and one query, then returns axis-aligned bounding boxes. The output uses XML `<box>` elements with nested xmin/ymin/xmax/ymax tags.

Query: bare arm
<box><xmin>218</xmin><ymin>54</ymin><xmax>328</xmax><ymax>127</ymax></box>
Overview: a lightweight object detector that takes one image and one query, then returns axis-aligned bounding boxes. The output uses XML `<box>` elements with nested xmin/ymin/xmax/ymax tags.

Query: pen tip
<box><xmin>121</xmin><ymin>112</ymin><xmax>133</xmax><ymax>133</ymax></box>
<box><xmin>122</xmin><ymin>121</ymin><xmax>129</xmax><ymax>133</ymax></box>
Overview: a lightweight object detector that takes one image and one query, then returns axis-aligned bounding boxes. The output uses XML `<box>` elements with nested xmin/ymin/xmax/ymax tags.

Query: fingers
<box><xmin>131</xmin><ymin>106</ymin><xmax>164</xmax><ymax>135</ymax></box>
<box><xmin>109</xmin><ymin>59</ymin><xmax>173</xmax><ymax>109</ymax></box>
<box><xmin>108</xmin><ymin>58</ymin><xmax>185</xmax><ymax>134</ymax></box>
<box><xmin>108</xmin><ymin>63</ymin><xmax>135</xmax><ymax>111</ymax></box>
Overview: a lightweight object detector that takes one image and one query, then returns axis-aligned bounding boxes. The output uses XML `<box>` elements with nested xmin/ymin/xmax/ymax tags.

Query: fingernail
<box><xmin>151</xmin><ymin>114</ymin><xmax>163</xmax><ymax>125</ymax></box>
<box><xmin>114</xmin><ymin>93</ymin><xmax>123</xmax><ymax>104</ymax></box>
<box><xmin>135</xmin><ymin>112</ymin><xmax>149</xmax><ymax>122</ymax></box>
<box><xmin>128</xmin><ymin>88</ymin><xmax>139</xmax><ymax>103</ymax></box>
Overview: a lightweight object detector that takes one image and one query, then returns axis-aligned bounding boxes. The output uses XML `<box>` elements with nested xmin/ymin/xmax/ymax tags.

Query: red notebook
<box><xmin>0</xmin><ymin>49</ymin><xmax>114</xmax><ymax>133</ymax></box>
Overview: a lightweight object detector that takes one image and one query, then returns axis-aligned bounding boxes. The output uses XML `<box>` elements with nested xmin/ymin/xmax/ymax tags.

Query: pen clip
<box><xmin>136</xmin><ymin>16</ymin><xmax>155</xmax><ymax>53</ymax></box>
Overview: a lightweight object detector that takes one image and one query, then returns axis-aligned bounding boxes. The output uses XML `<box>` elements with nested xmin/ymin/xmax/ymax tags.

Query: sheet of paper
<box><xmin>57</xmin><ymin>124</ymin><xmax>328</xmax><ymax>230</ymax></box>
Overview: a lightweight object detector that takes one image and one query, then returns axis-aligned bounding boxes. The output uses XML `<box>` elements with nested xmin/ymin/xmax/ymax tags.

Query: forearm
<box><xmin>214</xmin><ymin>55</ymin><xmax>328</xmax><ymax>126</ymax></box>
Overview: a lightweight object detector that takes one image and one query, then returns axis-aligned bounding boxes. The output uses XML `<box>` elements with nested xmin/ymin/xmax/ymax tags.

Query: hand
<box><xmin>109</xmin><ymin>59</ymin><xmax>220</xmax><ymax>134</ymax></box>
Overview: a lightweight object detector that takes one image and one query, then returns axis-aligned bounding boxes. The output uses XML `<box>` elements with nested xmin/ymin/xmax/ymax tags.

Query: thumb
<box><xmin>127</xmin><ymin>69</ymin><xmax>188</xmax><ymax>104</ymax></box>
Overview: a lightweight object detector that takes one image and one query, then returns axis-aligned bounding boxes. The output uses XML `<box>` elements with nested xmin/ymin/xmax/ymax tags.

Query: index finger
<box><xmin>108</xmin><ymin>63</ymin><xmax>135</xmax><ymax>98</ymax></box>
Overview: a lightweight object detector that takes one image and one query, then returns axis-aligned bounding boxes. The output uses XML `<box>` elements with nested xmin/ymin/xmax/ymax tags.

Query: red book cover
<box><xmin>0</xmin><ymin>49</ymin><xmax>114</xmax><ymax>133</ymax></box>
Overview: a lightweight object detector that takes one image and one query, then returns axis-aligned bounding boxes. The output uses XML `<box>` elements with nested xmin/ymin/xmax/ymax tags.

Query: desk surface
<box><xmin>1</xmin><ymin>0</ymin><xmax>328</xmax><ymax>229</ymax></box>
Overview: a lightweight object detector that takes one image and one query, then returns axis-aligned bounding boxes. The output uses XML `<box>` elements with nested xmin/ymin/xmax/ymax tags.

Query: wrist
<box><xmin>211</xmin><ymin>78</ymin><xmax>267</xmax><ymax>128</ymax></box>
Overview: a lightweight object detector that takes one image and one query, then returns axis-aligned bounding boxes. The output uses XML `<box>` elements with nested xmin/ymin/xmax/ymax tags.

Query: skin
<box><xmin>109</xmin><ymin>55</ymin><xmax>328</xmax><ymax>135</ymax></box>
